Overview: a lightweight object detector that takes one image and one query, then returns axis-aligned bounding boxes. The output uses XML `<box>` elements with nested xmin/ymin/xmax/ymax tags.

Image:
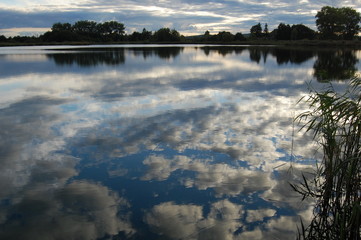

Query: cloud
<box><xmin>246</xmin><ymin>208</ymin><xmax>277</xmax><ymax>223</ymax></box>
<box><xmin>1</xmin><ymin>0</ymin><xmax>360</xmax><ymax>36</ymax></box>
<box><xmin>0</xmin><ymin>96</ymin><xmax>70</xmax><ymax>198</ymax></box>
<box><xmin>141</xmin><ymin>154</ymin><xmax>275</xmax><ymax>197</ymax></box>
<box><xmin>0</xmin><ymin>95</ymin><xmax>134</xmax><ymax>239</ymax></box>
<box><xmin>145</xmin><ymin>201</ymin><xmax>204</xmax><ymax>239</ymax></box>
<box><xmin>145</xmin><ymin>200</ymin><xmax>243</xmax><ymax>240</ymax></box>
<box><xmin>0</xmin><ymin>181</ymin><xmax>134</xmax><ymax>239</ymax></box>
<box><xmin>145</xmin><ymin>198</ymin><xmax>311</xmax><ymax>240</ymax></box>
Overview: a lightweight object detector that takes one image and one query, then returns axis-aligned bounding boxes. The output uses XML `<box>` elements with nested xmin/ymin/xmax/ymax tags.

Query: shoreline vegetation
<box><xmin>1</xmin><ymin>6</ymin><xmax>361</xmax><ymax>48</ymax></box>
<box><xmin>294</xmin><ymin>78</ymin><xmax>361</xmax><ymax>240</ymax></box>
<box><xmin>2</xmin><ymin>40</ymin><xmax>361</xmax><ymax>48</ymax></box>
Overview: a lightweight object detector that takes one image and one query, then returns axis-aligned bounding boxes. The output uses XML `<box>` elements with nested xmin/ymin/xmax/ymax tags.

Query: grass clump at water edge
<box><xmin>293</xmin><ymin>77</ymin><xmax>361</xmax><ymax>240</ymax></box>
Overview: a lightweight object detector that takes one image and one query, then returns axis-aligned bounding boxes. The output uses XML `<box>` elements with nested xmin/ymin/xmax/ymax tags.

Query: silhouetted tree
<box><xmin>340</xmin><ymin>7</ymin><xmax>361</xmax><ymax>40</ymax></box>
<box><xmin>44</xmin><ymin>22</ymin><xmax>80</xmax><ymax>42</ymax></box>
<box><xmin>51</xmin><ymin>22</ymin><xmax>72</xmax><ymax>32</ymax></box>
<box><xmin>0</xmin><ymin>35</ymin><xmax>7</xmax><ymax>42</ymax></box>
<box><xmin>128</xmin><ymin>29</ymin><xmax>151</xmax><ymax>42</ymax></box>
<box><xmin>264</xmin><ymin>23</ymin><xmax>269</xmax><ymax>38</ymax></box>
<box><xmin>141</xmin><ymin>28</ymin><xmax>152</xmax><ymax>41</ymax></box>
<box><xmin>316</xmin><ymin>6</ymin><xmax>361</xmax><ymax>40</ymax></box>
<box><xmin>9</xmin><ymin>36</ymin><xmax>38</xmax><ymax>43</ymax></box>
<box><xmin>73</xmin><ymin>20</ymin><xmax>98</xmax><ymax>35</ymax></box>
<box><xmin>41</xmin><ymin>30</ymin><xmax>81</xmax><ymax>42</ymax></box>
<box><xmin>203</xmin><ymin>30</ymin><xmax>211</xmax><ymax>41</ymax></box>
<box><xmin>98</xmin><ymin>21</ymin><xmax>125</xmax><ymax>35</ymax></box>
<box><xmin>250</xmin><ymin>23</ymin><xmax>263</xmax><ymax>38</ymax></box>
<box><xmin>275</xmin><ymin>23</ymin><xmax>292</xmax><ymax>40</ymax></box>
<box><xmin>129</xmin><ymin>31</ymin><xmax>142</xmax><ymax>41</ymax></box>
<box><xmin>153</xmin><ymin>28</ymin><xmax>180</xmax><ymax>42</ymax></box>
<box><xmin>234</xmin><ymin>32</ymin><xmax>246</xmax><ymax>41</ymax></box>
<box><xmin>291</xmin><ymin>24</ymin><xmax>316</xmax><ymax>40</ymax></box>
<box><xmin>216</xmin><ymin>31</ymin><xmax>234</xmax><ymax>42</ymax></box>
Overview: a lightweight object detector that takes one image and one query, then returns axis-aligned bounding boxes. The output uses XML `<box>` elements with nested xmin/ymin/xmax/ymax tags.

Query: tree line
<box><xmin>0</xmin><ymin>6</ymin><xmax>360</xmax><ymax>44</ymax></box>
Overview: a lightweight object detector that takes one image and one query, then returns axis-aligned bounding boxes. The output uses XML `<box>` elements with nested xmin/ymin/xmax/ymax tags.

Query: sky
<box><xmin>0</xmin><ymin>0</ymin><xmax>360</xmax><ymax>37</ymax></box>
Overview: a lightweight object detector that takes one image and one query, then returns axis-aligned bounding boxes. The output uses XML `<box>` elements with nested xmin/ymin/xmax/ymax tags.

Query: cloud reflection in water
<box><xmin>0</xmin><ymin>45</ymin><xmax>350</xmax><ymax>239</ymax></box>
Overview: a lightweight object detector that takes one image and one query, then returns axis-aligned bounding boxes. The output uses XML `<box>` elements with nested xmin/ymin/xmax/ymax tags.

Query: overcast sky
<box><xmin>0</xmin><ymin>0</ymin><xmax>360</xmax><ymax>37</ymax></box>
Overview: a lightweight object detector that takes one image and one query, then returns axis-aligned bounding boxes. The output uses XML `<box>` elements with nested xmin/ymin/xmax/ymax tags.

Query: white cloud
<box><xmin>142</xmin><ymin>154</ymin><xmax>276</xmax><ymax>196</ymax></box>
<box><xmin>145</xmin><ymin>198</ymin><xmax>311</xmax><ymax>239</ymax></box>
<box><xmin>145</xmin><ymin>201</ymin><xmax>204</xmax><ymax>239</ymax></box>
<box><xmin>246</xmin><ymin>209</ymin><xmax>276</xmax><ymax>222</ymax></box>
<box><xmin>145</xmin><ymin>200</ymin><xmax>244</xmax><ymax>240</ymax></box>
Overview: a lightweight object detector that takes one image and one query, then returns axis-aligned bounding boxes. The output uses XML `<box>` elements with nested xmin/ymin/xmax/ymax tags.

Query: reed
<box><xmin>293</xmin><ymin>77</ymin><xmax>361</xmax><ymax>240</ymax></box>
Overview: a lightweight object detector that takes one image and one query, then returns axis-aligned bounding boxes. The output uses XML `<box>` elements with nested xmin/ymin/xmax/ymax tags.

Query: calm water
<box><xmin>0</xmin><ymin>45</ymin><xmax>359</xmax><ymax>239</ymax></box>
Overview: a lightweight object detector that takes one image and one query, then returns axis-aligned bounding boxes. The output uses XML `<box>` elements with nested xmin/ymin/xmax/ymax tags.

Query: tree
<box><xmin>340</xmin><ymin>7</ymin><xmax>361</xmax><ymax>40</ymax></box>
<box><xmin>129</xmin><ymin>31</ymin><xmax>142</xmax><ymax>41</ymax></box>
<box><xmin>73</xmin><ymin>20</ymin><xmax>98</xmax><ymax>35</ymax></box>
<box><xmin>46</xmin><ymin>22</ymin><xmax>80</xmax><ymax>42</ymax></box>
<box><xmin>153</xmin><ymin>28</ymin><xmax>180</xmax><ymax>42</ymax></box>
<box><xmin>41</xmin><ymin>30</ymin><xmax>81</xmax><ymax>42</ymax></box>
<box><xmin>264</xmin><ymin>23</ymin><xmax>269</xmax><ymax>38</ymax></box>
<box><xmin>291</xmin><ymin>24</ymin><xmax>316</xmax><ymax>40</ymax></box>
<box><xmin>250</xmin><ymin>23</ymin><xmax>263</xmax><ymax>38</ymax></box>
<box><xmin>316</xmin><ymin>6</ymin><xmax>361</xmax><ymax>40</ymax></box>
<box><xmin>98</xmin><ymin>21</ymin><xmax>125</xmax><ymax>35</ymax></box>
<box><xmin>203</xmin><ymin>30</ymin><xmax>210</xmax><ymax>41</ymax></box>
<box><xmin>216</xmin><ymin>31</ymin><xmax>234</xmax><ymax>42</ymax></box>
<box><xmin>170</xmin><ymin>29</ymin><xmax>181</xmax><ymax>41</ymax></box>
<box><xmin>275</xmin><ymin>23</ymin><xmax>292</xmax><ymax>40</ymax></box>
<box><xmin>0</xmin><ymin>35</ymin><xmax>7</xmax><ymax>42</ymax></box>
<box><xmin>234</xmin><ymin>32</ymin><xmax>246</xmax><ymax>41</ymax></box>
<box><xmin>51</xmin><ymin>22</ymin><xmax>72</xmax><ymax>32</ymax></box>
<box><xmin>141</xmin><ymin>28</ymin><xmax>152</xmax><ymax>41</ymax></box>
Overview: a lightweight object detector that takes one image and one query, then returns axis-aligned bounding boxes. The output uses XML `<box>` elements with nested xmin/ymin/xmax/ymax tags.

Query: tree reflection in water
<box><xmin>46</xmin><ymin>46</ymin><xmax>359</xmax><ymax>83</ymax></box>
<box><xmin>47</xmin><ymin>48</ymin><xmax>126</xmax><ymax>66</ymax></box>
<box><xmin>47</xmin><ymin>47</ymin><xmax>184</xmax><ymax>67</ymax></box>
<box><xmin>313</xmin><ymin>49</ymin><xmax>359</xmax><ymax>82</ymax></box>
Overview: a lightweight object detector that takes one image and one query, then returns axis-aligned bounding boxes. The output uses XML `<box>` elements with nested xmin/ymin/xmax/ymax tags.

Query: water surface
<box><xmin>0</xmin><ymin>45</ymin><xmax>358</xmax><ymax>239</ymax></box>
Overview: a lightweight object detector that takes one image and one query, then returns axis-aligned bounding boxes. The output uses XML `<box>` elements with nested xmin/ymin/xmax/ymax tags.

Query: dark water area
<box><xmin>0</xmin><ymin>45</ymin><xmax>359</xmax><ymax>239</ymax></box>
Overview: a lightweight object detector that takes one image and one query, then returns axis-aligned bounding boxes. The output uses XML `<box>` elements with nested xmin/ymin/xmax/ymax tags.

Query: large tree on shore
<box><xmin>250</xmin><ymin>23</ymin><xmax>263</xmax><ymax>38</ymax></box>
<box><xmin>316</xmin><ymin>6</ymin><xmax>361</xmax><ymax>40</ymax></box>
<box><xmin>98</xmin><ymin>21</ymin><xmax>125</xmax><ymax>35</ymax></box>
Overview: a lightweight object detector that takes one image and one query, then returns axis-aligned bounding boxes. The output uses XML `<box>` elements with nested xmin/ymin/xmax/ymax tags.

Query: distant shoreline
<box><xmin>1</xmin><ymin>40</ymin><xmax>361</xmax><ymax>48</ymax></box>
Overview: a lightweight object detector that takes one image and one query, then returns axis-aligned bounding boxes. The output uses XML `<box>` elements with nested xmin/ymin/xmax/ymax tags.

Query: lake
<box><xmin>0</xmin><ymin>45</ymin><xmax>358</xmax><ymax>239</ymax></box>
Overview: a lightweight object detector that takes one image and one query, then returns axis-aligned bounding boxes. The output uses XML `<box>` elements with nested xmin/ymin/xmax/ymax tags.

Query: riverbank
<box><xmin>1</xmin><ymin>39</ymin><xmax>361</xmax><ymax>48</ymax></box>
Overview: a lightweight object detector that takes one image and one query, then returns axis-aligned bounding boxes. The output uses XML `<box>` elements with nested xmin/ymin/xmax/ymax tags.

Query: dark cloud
<box><xmin>0</xmin><ymin>180</ymin><xmax>134</xmax><ymax>239</ymax></box>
